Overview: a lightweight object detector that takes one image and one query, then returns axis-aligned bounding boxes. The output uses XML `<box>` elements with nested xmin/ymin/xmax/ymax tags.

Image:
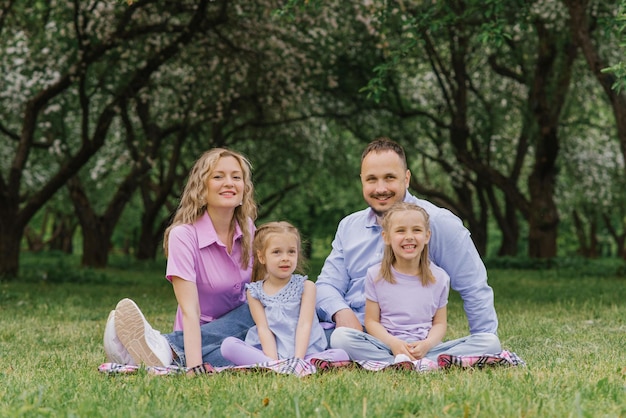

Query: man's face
<box><xmin>360</xmin><ymin>150</ymin><xmax>410</xmax><ymax>216</ymax></box>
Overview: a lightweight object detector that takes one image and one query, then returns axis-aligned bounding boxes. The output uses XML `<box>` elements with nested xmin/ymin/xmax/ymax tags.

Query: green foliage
<box><xmin>603</xmin><ymin>62</ymin><xmax>626</xmax><ymax>92</ymax></box>
<box><xmin>3</xmin><ymin>0</ymin><xmax>626</xmax><ymax>276</ymax></box>
<box><xmin>274</xmin><ymin>0</ymin><xmax>323</xmax><ymax>19</ymax></box>
<box><xmin>1</xmin><ymin>254</ymin><xmax>626</xmax><ymax>416</ymax></box>
<box><xmin>602</xmin><ymin>0</ymin><xmax>626</xmax><ymax>92</ymax></box>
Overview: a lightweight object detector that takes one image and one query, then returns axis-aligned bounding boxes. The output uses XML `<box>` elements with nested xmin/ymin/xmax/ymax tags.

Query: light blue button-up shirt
<box><xmin>315</xmin><ymin>193</ymin><xmax>498</xmax><ymax>335</ymax></box>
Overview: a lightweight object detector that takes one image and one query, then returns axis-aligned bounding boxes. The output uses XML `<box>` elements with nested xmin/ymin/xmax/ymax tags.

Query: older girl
<box><xmin>330</xmin><ymin>202</ymin><xmax>500</xmax><ymax>363</ymax></box>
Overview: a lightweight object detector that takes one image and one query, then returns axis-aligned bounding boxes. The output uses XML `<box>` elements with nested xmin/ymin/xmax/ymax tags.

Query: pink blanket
<box><xmin>98</xmin><ymin>350</ymin><xmax>525</xmax><ymax>377</ymax></box>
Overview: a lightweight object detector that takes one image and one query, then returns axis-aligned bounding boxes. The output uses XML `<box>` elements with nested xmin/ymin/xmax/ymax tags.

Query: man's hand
<box><xmin>333</xmin><ymin>309</ymin><xmax>363</xmax><ymax>331</ymax></box>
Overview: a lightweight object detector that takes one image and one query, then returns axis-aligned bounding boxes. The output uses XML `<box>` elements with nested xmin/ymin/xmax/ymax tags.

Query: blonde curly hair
<box><xmin>163</xmin><ymin>148</ymin><xmax>257</xmax><ymax>269</ymax></box>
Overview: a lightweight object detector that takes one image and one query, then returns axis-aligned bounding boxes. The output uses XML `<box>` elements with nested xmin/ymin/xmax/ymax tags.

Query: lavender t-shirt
<box><xmin>364</xmin><ymin>262</ymin><xmax>449</xmax><ymax>342</ymax></box>
<box><xmin>166</xmin><ymin>211</ymin><xmax>254</xmax><ymax>331</ymax></box>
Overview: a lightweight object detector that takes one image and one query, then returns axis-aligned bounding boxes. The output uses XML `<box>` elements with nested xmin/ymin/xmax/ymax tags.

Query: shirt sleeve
<box><xmin>165</xmin><ymin>225</ymin><xmax>198</xmax><ymax>283</ymax></box>
<box><xmin>430</xmin><ymin>212</ymin><xmax>498</xmax><ymax>334</ymax></box>
<box><xmin>315</xmin><ymin>220</ymin><xmax>352</xmax><ymax>323</ymax></box>
<box><xmin>434</xmin><ymin>266</ymin><xmax>450</xmax><ymax>309</ymax></box>
<box><xmin>245</xmin><ymin>282</ymin><xmax>261</xmax><ymax>300</ymax></box>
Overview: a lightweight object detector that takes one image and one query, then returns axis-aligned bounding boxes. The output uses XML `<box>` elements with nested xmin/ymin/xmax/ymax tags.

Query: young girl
<box><xmin>220</xmin><ymin>222</ymin><xmax>348</xmax><ymax>365</ymax></box>
<box><xmin>330</xmin><ymin>202</ymin><xmax>501</xmax><ymax>363</ymax></box>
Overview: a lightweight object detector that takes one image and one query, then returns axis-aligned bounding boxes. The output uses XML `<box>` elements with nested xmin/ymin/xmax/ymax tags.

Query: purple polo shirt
<box><xmin>166</xmin><ymin>211</ymin><xmax>254</xmax><ymax>331</ymax></box>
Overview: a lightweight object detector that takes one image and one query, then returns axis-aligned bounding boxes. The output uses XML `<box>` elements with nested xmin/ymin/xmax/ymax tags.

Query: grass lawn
<box><xmin>1</xmin><ymin>254</ymin><xmax>625</xmax><ymax>417</ymax></box>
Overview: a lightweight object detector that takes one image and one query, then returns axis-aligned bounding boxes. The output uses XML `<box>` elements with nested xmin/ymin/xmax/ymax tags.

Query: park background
<box><xmin>1</xmin><ymin>1</ymin><xmax>625</xmax><ymax>416</ymax></box>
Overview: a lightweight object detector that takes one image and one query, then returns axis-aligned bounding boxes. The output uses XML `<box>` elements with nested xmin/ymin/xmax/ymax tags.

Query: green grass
<box><xmin>1</xmin><ymin>254</ymin><xmax>625</xmax><ymax>417</ymax></box>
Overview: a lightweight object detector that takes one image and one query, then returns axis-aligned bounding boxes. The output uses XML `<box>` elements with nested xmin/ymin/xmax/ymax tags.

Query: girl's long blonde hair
<box><xmin>379</xmin><ymin>202</ymin><xmax>434</xmax><ymax>286</ymax></box>
<box><xmin>163</xmin><ymin>148</ymin><xmax>257</xmax><ymax>269</ymax></box>
<box><xmin>251</xmin><ymin>221</ymin><xmax>306</xmax><ymax>282</ymax></box>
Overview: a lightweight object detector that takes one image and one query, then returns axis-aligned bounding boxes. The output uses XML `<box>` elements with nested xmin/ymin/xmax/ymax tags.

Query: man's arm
<box><xmin>315</xmin><ymin>230</ymin><xmax>353</xmax><ymax>323</ymax></box>
<box><xmin>430</xmin><ymin>213</ymin><xmax>498</xmax><ymax>334</ymax></box>
<box><xmin>316</xmin><ymin>211</ymin><xmax>377</xmax><ymax>328</ymax></box>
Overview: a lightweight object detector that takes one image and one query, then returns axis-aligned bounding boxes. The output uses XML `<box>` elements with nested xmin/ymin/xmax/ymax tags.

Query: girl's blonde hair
<box><xmin>163</xmin><ymin>148</ymin><xmax>257</xmax><ymax>269</ymax></box>
<box><xmin>379</xmin><ymin>202</ymin><xmax>435</xmax><ymax>286</ymax></box>
<box><xmin>251</xmin><ymin>221</ymin><xmax>306</xmax><ymax>282</ymax></box>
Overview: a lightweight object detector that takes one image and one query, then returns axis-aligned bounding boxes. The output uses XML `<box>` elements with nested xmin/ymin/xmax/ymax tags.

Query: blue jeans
<box><xmin>164</xmin><ymin>303</ymin><xmax>254</xmax><ymax>367</ymax></box>
<box><xmin>330</xmin><ymin>327</ymin><xmax>501</xmax><ymax>363</ymax></box>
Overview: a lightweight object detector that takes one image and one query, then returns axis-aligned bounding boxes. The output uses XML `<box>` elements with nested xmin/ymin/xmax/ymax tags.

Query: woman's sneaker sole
<box><xmin>114</xmin><ymin>298</ymin><xmax>170</xmax><ymax>367</ymax></box>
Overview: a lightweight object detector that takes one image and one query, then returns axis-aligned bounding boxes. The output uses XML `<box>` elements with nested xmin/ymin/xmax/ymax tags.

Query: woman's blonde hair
<box><xmin>251</xmin><ymin>221</ymin><xmax>306</xmax><ymax>282</ymax></box>
<box><xmin>379</xmin><ymin>202</ymin><xmax>434</xmax><ymax>286</ymax></box>
<box><xmin>163</xmin><ymin>148</ymin><xmax>257</xmax><ymax>269</ymax></box>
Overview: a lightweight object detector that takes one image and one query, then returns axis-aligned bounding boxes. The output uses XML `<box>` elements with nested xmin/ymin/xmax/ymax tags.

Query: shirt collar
<box><xmin>195</xmin><ymin>211</ymin><xmax>243</xmax><ymax>249</ymax></box>
<box><xmin>365</xmin><ymin>209</ymin><xmax>379</xmax><ymax>228</ymax></box>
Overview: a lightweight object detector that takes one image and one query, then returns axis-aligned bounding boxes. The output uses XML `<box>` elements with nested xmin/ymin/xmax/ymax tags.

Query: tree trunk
<box><xmin>0</xmin><ymin>223</ymin><xmax>22</xmax><ymax>279</ymax></box>
<box><xmin>527</xmin><ymin>133</ymin><xmax>560</xmax><ymax>258</ymax></box>
<box><xmin>470</xmin><ymin>197</ymin><xmax>489</xmax><ymax>257</ymax></box>
<box><xmin>136</xmin><ymin>234</ymin><xmax>160</xmax><ymax>261</ymax></box>
<box><xmin>457</xmin><ymin>185</ymin><xmax>489</xmax><ymax>257</ymax></box>
<box><xmin>572</xmin><ymin>210</ymin><xmax>600</xmax><ymax>258</ymax></box>
<box><xmin>81</xmin><ymin>225</ymin><xmax>111</xmax><ymax>268</ymax></box>
<box><xmin>487</xmin><ymin>188</ymin><xmax>520</xmax><ymax>257</ymax></box>
<box><xmin>136</xmin><ymin>214</ymin><xmax>169</xmax><ymax>261</ymax></box>
<box><xmin>0</xmin><ymin>181</ymin><xmax>26</xmax><ymax>278</ymax></box>
<box><xmin>134</xmin><ymin>177</ymin><xmax>174</xmax><ymax>261</ymax></box>
<box><xmin>48</xmin><ymin>216</ymin><xmax>76</xmax><ymax>254</ymax></box>
<box><xmin>603</xmin><ymin>213</ymin><xmax>626</xmax><ymax>260</ymax></box>
<box><xmin>526</xmin><ymin>20</ymin><xmax>577</xmax><ymax>258</ymax></box>
<box><xmin>67</xmin><ymin>178</ymin><xmax>113</xmax><ymax>268</ymax></box>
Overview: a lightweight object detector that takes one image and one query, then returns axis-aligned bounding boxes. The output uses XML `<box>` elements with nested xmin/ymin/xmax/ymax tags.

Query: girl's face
<box><xmin>205</xmin><ymin>156</ymin><xmax>245</xmax><ymax>210</ymax></box>
<box><xmin>382</xmin><ymin>209</ymin><xmax>431</xmax><ymax>264</ymax></box>
<box><xmin>258</xmin><ymin>233</ymin><xmax>298</xmax><ymax>281</ymax></box>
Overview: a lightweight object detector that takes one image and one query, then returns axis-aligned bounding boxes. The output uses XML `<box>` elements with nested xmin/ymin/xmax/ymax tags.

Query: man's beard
<box><xmin>368</xmin><ymin>190</ymin><xmax>405</xmax><ymax>217</ymax></box>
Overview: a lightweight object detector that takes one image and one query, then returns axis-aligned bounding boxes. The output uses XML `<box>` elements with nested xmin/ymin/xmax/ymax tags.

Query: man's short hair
<box><xmin>361</xmin><ymin>137</ymin><xmax>407</xmax><ymax>170</ymax></box>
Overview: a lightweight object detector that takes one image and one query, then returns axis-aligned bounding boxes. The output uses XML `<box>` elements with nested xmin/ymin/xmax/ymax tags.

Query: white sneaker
<box><xmin>393</xmin><ymin>354</ymin><xmax>412</xmax><ymax>364</ymax></box>
<box><xmin>103</xmin><ymin>310</ymin><xmax>136</xmax><ymax>365</ymax></box>
<box><xmin>114</xmin><ymin>298</ymin><xmax>173</xmax><ymax>367</ymax></box>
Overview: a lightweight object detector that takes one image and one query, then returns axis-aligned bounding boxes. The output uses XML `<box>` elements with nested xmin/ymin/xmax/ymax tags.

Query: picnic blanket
<box><xmin>98</xmin><ymin>350</ymin><xmax>525</xmax><ymax>377</ymax></box>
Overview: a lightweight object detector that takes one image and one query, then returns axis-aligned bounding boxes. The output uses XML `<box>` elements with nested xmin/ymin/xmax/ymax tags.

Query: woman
<box><xmin>103</xmin><ymin>148</ymin><xmax>257</xmax><ymax>372</ymax></box>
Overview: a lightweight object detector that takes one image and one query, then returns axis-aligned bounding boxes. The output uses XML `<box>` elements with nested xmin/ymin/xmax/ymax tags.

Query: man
<box><xmin>316</xmin><ymin>137</ymin><xmax>498</xmax><ymax>336</ymax></box>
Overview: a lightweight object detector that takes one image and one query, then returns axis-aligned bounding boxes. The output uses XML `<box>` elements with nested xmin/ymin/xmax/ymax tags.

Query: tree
<box><xmin>0</xmin><ymin>0</ymin><xmax>217</xmax><ymax>278</ymax></box>
<box><xmin>564</xmin><ymin>0</ymin><xmax>626</xmax><ymax>177</ymax></box>
<box><xmin>285</xmin><ymin>0</ymin><xmax>577</xmax><ymax>258</ymax></box>
<box><xmin>127</xmin><ymin>0</ymin><xmax>364</xmax><ymax>261</ymax></box>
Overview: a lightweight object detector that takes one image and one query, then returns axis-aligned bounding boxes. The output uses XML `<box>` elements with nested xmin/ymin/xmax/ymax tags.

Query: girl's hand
<box><xmin>389</xmin><ymin>338</ymin><xmax>415</xmax><ymax>360</ymax></box>
<box><xmin>407</xmin><ymin>341</ymin><xmax>430</xmax><ymax>359</ymax></box>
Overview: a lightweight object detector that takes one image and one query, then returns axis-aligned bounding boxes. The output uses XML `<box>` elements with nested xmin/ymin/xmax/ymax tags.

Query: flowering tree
<box><xmin>0</xmin><ymin>0</ymin><xmax>216</xmax><ymax>277</ymax></box>
<box><xmin>564</xmin><ymin>0</ymin><xmax>626</xmax><ymax>179</ymax></box>
<box><xmin>66</xmin><ymin>0</ymin><xmax>362</xmax><ymax>264</ymax></box>
<box><xmin>3</xmin><ymin>0</ymin><xmax>624</xmax><ymax>277</ymax></box>
<box><xmin>278</xmin><ymin>0</ymin><xmax>625</xmax><ymax>259</ymax></box>
<box><xmin>559</xmin><ymin>130</ymin><xmax>626</xmax><ymax>258</ymax></box>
